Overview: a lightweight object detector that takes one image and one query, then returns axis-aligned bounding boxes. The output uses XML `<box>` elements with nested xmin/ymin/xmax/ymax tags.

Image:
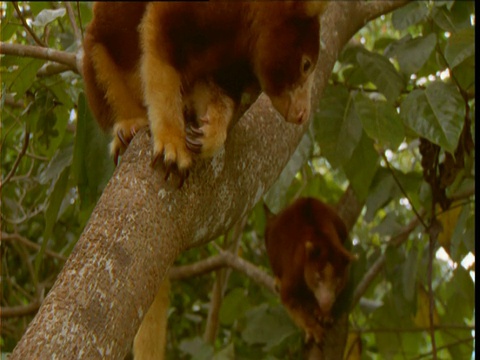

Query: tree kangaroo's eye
<box><xmin>302</xmin><ymin>56</ymin><xmax>312</xmax><ymax>75</ymax></box>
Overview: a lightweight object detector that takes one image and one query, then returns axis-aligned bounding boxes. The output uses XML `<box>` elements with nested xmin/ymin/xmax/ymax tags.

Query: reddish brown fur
<box><xmin>83</xmin><ymin>2</ymin><xmax>326</xmax><ymax>175</ymax></box>
<box><xmin>264</xmin><ymin>197</ymin><xmax>355</xmax><ymax>344</ymax></box>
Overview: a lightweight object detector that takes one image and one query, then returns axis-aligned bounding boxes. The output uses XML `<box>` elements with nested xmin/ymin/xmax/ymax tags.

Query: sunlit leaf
<box><xmin>437</xmin><ymin>203</ymin><xmax>463</xmax><ymax>255</ymax></box>
<box><xmin>344</xmin><ymin>332</ymin><xmax>361</xmax><ymax>360</ymax></box>
<box><xmin>413</xmin><ymin>285</ymin><xmax>439</xmax><ymax>327</ymax></box>
<box><xmin>32</xmin><ymin>8</ymin><xmax>66</xmax><ymax>27</ymax></box>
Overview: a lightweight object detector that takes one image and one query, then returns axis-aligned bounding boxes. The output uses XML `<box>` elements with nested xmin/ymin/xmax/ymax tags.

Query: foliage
<box><xmin>1</xmin><ymin>1</ymin><xmax>475</xmax><ymax>359</ymax></box>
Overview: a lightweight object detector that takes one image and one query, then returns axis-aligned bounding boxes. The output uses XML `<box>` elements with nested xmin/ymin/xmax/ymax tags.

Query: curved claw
<box><xmin>114</xmin><ymin>149</ymin><xmax>120</xmax><ymax>166</ymax></box>
<box><xmin>117</xmin><ymin>129</ymin><xmax>128</xmax><ymax>147</ymax></box>
<box><xmin>186</xmin><ymin>125</ymin><xmax>204</xmax><ymax>137</ymax></box>
<box><xmin>177</xmin><ymin>169</ymin><xmax>189</xmax><ymax>188</ymax></box>
<box><xmin>164</xmin><ymin>159</ymin><xmax>174</xmax><ymax>181</ymax></box>
<box><xmin>151</xmin><ymin>151</ymin><xmax>190</xmax><ymax>188</ymax></box>
<box><xmin>186</xmin><ymin>137</ymin><xmax>203</xmax><ymax>154</ymax></box>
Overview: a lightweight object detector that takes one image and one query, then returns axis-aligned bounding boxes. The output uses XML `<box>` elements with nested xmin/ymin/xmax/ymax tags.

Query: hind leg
<box><xmin>90</xmin><ymin>42</ymin><xmax>148</xmax><ymax>164</ymax></box>
<box><xmin>184</xmin><ymin>80</ymin><xmax>236</xmax><ymax>158</ymax></box>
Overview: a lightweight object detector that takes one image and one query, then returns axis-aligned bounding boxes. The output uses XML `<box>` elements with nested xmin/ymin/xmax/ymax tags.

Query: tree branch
<box><xmin>0</xmin><ymin>42</ymin><xmax>79</xmax><ymax>73</ymax></box>
<box><xmin>169</xmin><ymin>250</ymin><xmax>276</xmax><ymax>294</ymax></box>
<box><xmin>1</xmin><ymin>232</ymin><xmax>68</xmax><ymax>262</ymax></box>
<box><xmin>1</xmin><ymin>126</ymin><xmax>30</xmax><ymax>191</ymax></box>
<box><xmin>0</xmin><ymin>302</ymin><xmax>41</xmax><ymax>319</ymax></box>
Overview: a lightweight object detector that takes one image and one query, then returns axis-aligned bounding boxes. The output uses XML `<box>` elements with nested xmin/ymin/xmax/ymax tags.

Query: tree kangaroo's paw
<box><xmin>318</xmin><ymin>315</ymin><xmax>334</xmax><ymax>327</ymax></box>
<box><xmin>305</xmin><ymin>322</ymin><xmax>326</xmax><ymax>345</ymax></box>
<box><xmin>185</xmin><ymin>115</ymin><xmax>228</xmax><ymax>158</ymax></box>
<box><xmin>150</xmin><ymin>129</ymin><xmax>192</xmax><ymax>188</ymax></box>
<box><xmin>110</xmin><ymin>118</ymin><xmax>149</xmax><ymax>165</ymax></box>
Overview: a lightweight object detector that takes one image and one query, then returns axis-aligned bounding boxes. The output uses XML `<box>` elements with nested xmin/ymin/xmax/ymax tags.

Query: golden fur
<box><xmin>83</xmin><ymin>2</ymin><xmax>326</xmax><ymax>177</ymax></box>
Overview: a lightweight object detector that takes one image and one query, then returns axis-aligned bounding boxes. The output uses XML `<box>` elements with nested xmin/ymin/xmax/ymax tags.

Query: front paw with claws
<box><xmin>110</xmin><ymin>118</ymin><xmax>148</xmax><ymax>165</ymax></box>
<box><xmin>150</xmin><ymin>131</ymin><xmax>193</xmax><ymax>188</ymax></box>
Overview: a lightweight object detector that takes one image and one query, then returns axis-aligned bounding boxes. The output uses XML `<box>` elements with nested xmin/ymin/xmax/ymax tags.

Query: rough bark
<box><xmin>10</xmin><ymin>2</ymin><xmax>407</xmax><ymax>359</ymax></box>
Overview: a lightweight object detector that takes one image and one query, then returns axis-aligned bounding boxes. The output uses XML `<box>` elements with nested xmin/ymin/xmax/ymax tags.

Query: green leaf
<box><xmin>213</xmin><ymin>343</ymin><xmax>235</xmax><ymax>360</ymax></box>
<box><xmin>36</xmin><ymin>165</ymin><xmax>70</xmax><ymax>273</ymax></box>
<box><xmin>450</xmin><ymin>203</ymin><xmax>475</xmax><ymax>262</ymax></box>
<box><xmin>356</xmin><ymin>52</ymin><xmax>404</xmax><ymax>102</ymax></box>
<box><xmin>314</xmin><ymin>85</ymin><xmax>362</xmax><ymax>168</ymax></box>
<box><xmin>4</xmin><ymin>58</ymin><xmax>45</xmax><ymax>99</ymax></box>
<box><xmin>388</xmin><ymin>34</ymin><xmax>437</xmax><ymax>75</ymax></box>
<box><xmin>31</xmin><ymin>90</ymin><xmax>69</xmax><ymax>157</ymax></box>
<box><xmin>400</xmin><ymin>82</ymin><xmax>465</xmax><ymax>152</ymax></box>
<box><xmin>242</xmin><ymin>304</ymin><xmax>297</xmax><ymax>350</ymax></box>
<box><xmin>445</xmin><ymin>28</ymin><xmax>475</xmax><ymax>69</ymax></box>
<box><xmin>219</xmin><ymin>288</ymin><xmax>250</xmax><ymax>326</ymax></box>
<box><xmin>432</xmin><ymin>1</ymin><xmax>474</xmax><ymax>32</ymax></box>
<box><xmin>32</xmin><ymin>8</ymin><xmax>66</xmax><ymax>27</ymax></box>
<box><xmin>402</xmin><ymin>247</ymin><xmax>418</xmax><ymax>302</ymax></box>
<box><xmin>364</xmin><ymin>168</ymin><xmax>397</xmax><ymax>221</ymax></box>
<box><xmin>342</xmin><ymin>132</ymin><xmax>379</xmax><ymax>202</ymax></box>
<box><xmin>391</xmin><ymin>2</ymin><xmax>428</xmax><ymax>31</ymax></box>
<box><xmin>353</xmin><ymin>93</ymin><xmax>404</xmax><ymax>150</ymax></box>
<box><xmin>179</xmin><ymin>337</ymin><xmax>214</xmax><ymax>360</ymax></box>
<box><xmin>451</xmin><ymin>54</ymin><xmax>475</xmax><ymax>92</ymax></box>
<box><xmin>72</xmin><ymin>93</ymin><xmax>114</xmax><ymax>208</ymax></box>
<box><xmin>38</xmin><ymin>145</ymin><xmax>73</xmax><ymax>185</ymax></box>
<box><xmin>444</xmin><ymin>267</ymin><xmax>474</xmax><ymax>322</ymax></box>
<box><xmin>264</xmin><ymin>131</ymin><xmax>312</xmax><ymax>213</ymax></box>
<box><xmin>1</xmin><ymin>3</ymin><xmax>16</xmax><ymax>42</ymax></box>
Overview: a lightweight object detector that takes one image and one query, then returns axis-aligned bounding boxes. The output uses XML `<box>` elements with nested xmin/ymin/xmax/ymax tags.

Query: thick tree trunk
<box><xmin>10</xmin><ymin>2</ymin><xmax>407</xmax><ymax>359</ymax></box>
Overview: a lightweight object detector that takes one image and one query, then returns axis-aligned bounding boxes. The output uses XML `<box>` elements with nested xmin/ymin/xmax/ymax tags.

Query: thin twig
<box><xmin>352</xmin><ymin>210</ymin><xmax>425</xmax><ymax>307</ymax></box>
<box><xmin>351</xmin><ymin>324</ymin><xmax>475</xmax><ymax>334</ymax></box>
<box><xmin>12</xmin><ymin>1</ymin><xmax>47</xmax><ymax>47</ymax></box>
<box><xmin>0</xmin><ymin>302</ymin><xmax>41</xmax><ymax>318</ymax></box>
<box><xmin>2</xmin><ymin>232</ymin><xmax>68</xmax><ymax>261</ymax></box>
<box><xmin>411</xmin><ymin>337</ymin><xmax>474</xmax><ymax>360</ymax></box>
<box><xmin>1</xmin><ymin>128</ymin><xmax>30</xmax><ymax>191</ymax></box>
<box><xmin>381</xmin><ymin>152</ymin><xmax>429</xmax><ymax>229</ymax></box>
<box><xmin>64</xmin><ymin>2</ymin><xmax>82</xmax><ymax>45</ymax></box>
